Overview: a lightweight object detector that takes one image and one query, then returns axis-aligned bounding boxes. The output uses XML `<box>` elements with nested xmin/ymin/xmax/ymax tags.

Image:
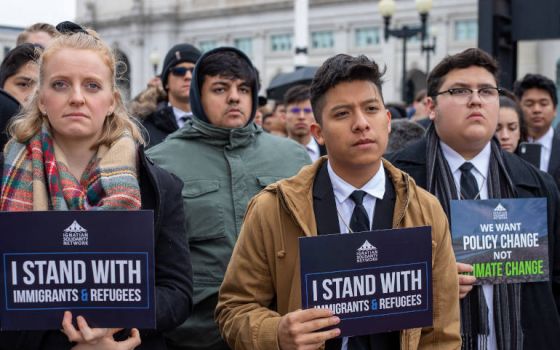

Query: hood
<box><xmin>189</xmin><ymin>47</ymin><xmax>259</xmax><ymax>128</ymax></box>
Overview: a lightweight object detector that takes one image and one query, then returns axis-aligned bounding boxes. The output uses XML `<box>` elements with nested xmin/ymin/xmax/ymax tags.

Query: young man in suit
<box><xmin>216</xmin><ymin>54</ymin><xmax>460</xmax><ymax>350</ymax></box>
<box><xmin>284</xmin><ymin>84</ymin><xmax>326</xmax><ymax>161</ymax></box>
<box><xmin>514</xmin><ymin>74</ymin><xmax>560</xmax><ymax>189</ymax></box>
<box><xmin>389</xmin><ymin>48</ymin><xmax>560</xmax><ymax>349</ymax></box>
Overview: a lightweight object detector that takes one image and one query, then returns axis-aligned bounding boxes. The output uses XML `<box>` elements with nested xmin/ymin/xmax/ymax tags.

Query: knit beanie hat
<box><xmin>161</xmin><ymin>43</ymin><xmax>202</xmax><ymax>91</ymax></box>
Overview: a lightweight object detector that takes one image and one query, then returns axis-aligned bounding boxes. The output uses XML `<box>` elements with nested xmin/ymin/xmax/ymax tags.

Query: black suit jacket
<box><xmin>547</xmin><ymin>128</ymin><xmax>560</xmax><ymax>190</ymax></box>
<box><xmin>388</xmin><ymin>138</ymin><xmax>560</xmax><ymax>350</ymax></box>
<box><xmin>312</xmin><ymin>162</ymin><xmax>399</xmax><ymax>350</ymax></box>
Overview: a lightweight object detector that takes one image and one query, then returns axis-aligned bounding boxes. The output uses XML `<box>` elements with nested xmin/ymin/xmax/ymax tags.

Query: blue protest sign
<box><xmin>450</xmin><ymin>198</ymin><xmax>548</xmax><ymax>284</ymax></box>
<box><xmin>299</xmin><ymin>226</ymin><xmax>432</xmax><ymax>337</ymax></box>
<box><xmin>0</xmin><ymin>210</ymin><xmax>155</xmax><ymax>330</ymax></box>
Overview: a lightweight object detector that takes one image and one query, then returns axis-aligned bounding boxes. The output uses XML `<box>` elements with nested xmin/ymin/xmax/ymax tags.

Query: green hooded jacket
<box><xmin>147</xmin><ymin>47</ymin><xmax>311</xmax><ymax>350</ymax></box>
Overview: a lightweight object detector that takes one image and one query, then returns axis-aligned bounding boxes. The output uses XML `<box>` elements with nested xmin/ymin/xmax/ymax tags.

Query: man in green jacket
<box><xmin>147</xmin><ymin>47</ymin><xmax>311</xmax><ymax>350</ymax></box>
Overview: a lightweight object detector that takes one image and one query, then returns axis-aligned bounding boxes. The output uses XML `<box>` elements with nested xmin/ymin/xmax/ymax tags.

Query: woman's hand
<box><xmin>61</xmin><ymin>311</ymin><xmax>141</xmax><ymax>350</ymax></box>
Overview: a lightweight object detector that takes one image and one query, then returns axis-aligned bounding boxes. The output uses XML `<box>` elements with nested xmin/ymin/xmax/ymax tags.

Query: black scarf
<box><xmin>425</xmin><ymin>124</ymin><xmax>523</xmax><ymax>350</ymax></box>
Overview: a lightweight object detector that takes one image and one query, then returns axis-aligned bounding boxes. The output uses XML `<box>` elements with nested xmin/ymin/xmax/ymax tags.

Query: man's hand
<box><xmin>277</xmin><ymin>308</ymin><xmax>341</xmax><ymax>350</ymax></box>
<box><xmin>457</xmin><ymin>262</ymin><xmax>477</xmax><ymax>299</ymax></box>
<box><xmin>61</xmin><ymin>311</ymin><xmax>141</xmax><ymax>350</ymax></box>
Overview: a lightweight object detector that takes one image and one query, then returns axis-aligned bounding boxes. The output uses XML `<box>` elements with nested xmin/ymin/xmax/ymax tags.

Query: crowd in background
<box><xmin>0</xmin><ymin>20</ymin><xmax>560</xmax><ymax>350</ymax></box>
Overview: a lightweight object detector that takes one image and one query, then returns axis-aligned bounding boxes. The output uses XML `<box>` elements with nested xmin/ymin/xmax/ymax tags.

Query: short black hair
<box><xmin>427</xmin><ymin>48</ymin><xmax>499</xmax><ymax>99</ymax></box>
<box><xmin>284</xmin><ymin>84</ymin><xmax>310</xmax><ymax>106</ymax></box>
<box><xmin>197</xmin><ymin>50</ymin><xmax>258</xmax><ymax>91</ymax></box>
<box><xmin>0</xmin><ymin>43</ymin><xmax>42</xmax><ymax>88</ymax></box>
<box><xmin>513</xmin><ymin>73</ymin><xmax>558</xmax><ymax>107</ymax></box>
<box><xmin>310</xmin><ymin>54</ymin><xmax>385</xmax><ymax>124</ymax></box>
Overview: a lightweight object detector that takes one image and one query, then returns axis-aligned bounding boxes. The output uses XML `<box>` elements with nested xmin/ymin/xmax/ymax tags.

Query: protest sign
<box><xmin>451</xmin><ymin>198</ymin><xmax>548</xmax><ymax>284</ymax></box>
<box><xmin>0</xmin><ymin>210</ymin><xmax>155</xmax><ymax>330</ymax></box>
<box><xmin>299</xmin><ymin>226</ymin><xmax>432</xmax><ymax>337</ymax></box>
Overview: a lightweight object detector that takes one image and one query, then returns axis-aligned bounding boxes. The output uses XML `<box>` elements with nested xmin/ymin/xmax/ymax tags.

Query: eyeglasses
<box><xmin>170</xmin><ymin>66</ymin><xmax>195</xmax><ymax>77</ymax></box>
<box><xmin>433</xmin><ymin>87</ymin><xmax>502</xmax><ymax>103</ymax></box>
<box><xmin>288</xmin><ymin>107</ymin><xmax>313</xmax><ymax>115</ymax></box>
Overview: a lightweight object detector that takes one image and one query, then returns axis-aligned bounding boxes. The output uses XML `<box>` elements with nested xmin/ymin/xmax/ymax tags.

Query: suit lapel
<box><xmin>547</xmin><ymin>130</ymin><xmax>560</xmax><ymax>174</ymax></box>
<box><xmin>312</xmin><ymin>164</ymin><xmax>399</xmax><ymax>350</ymax></box>
<box><xmin>313</xmin><ymin>161</ymin><xmax>340</xmax><ymax>235</ymax></box>
<box><xmin>372</xmin><ymin>171</ymin><xmax>396</xmax><ymax>230</ymax></box>
<box><xmin>319</xmin><ymin>143</ymin><xmax>328</xmax><ymax>156</ymax></box>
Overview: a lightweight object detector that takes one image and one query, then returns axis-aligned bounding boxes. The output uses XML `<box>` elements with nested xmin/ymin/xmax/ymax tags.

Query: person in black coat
<box><xmin>0</xmin><ymin>43</ymin><xmax>43</xmax><ymax>150</ymax></box>
<box><xmin>514</xmin><ymin>73</ymin><xmax>560</xmax><ymax>190</ymax></box>
<box><xmin>0</xmin><ymin>148</ymin><xmax>193</xmax><ymax>350</ymax></box>
<box><xmin>0</xmin><ymin>22</ymin><xmax>192</xmax><ymax>350</ymax></box>
<box><xmin>388</xmin><ymin>48</ymin><xmax>560</xmax><ymax>350</ymax></box>
<box><xmin>141</xmin><ymin>44</ymin><xmax>201</xmax><ymax>148</ymax></box>
<box><xmin>0</xmin><ymin>89</ymin><xmax>20</xmax><ymax>150</ymax></box>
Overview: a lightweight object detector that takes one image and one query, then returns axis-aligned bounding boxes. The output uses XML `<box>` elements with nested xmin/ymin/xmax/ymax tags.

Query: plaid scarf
<box><xmin>425</xmin><ymin>124</ymin><xmax>523</xmax><ymax>350</ymax></box>
<box><xmin>1</xmin><ymin>124</ymin><xmax>141</xmax><ymax>211</ymax></box>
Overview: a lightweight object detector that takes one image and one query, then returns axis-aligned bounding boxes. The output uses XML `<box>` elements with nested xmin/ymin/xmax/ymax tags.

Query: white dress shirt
<box><xmin>440</xmin><ymin>141</ymin><xmax>497</xmax><ymax>350</ymax></box>
<box><xmin>306</xmin><ymin>137</ymin><xmax>321</xmax><ymax>162</ymax></box>
<box><xmin>528</xmin><ymin>126</ymin><xmax>554</xmax><ymax>172</ymax></box>
<box><xmin>327</xmin><ymin>160</ymin><xmax>386</xmax><ymax>350</ymax></box>
<box><xmin>172</xmin><ymin>104</ymin><xmax>192</xmax><ymax>128</ymax></box>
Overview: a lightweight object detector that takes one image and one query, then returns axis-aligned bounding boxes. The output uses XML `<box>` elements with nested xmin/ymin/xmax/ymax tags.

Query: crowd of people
<box><xmin>0</xmin><ymin>20</ymin><xmax>559</xmax><ymax>350</ymax></box>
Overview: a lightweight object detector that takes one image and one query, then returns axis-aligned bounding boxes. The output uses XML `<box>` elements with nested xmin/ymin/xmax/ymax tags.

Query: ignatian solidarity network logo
<box><xmin>493</xmin><ymin>203</ymin><xmax>508</xmax><ymax>221</ymax></box>
<box><xmin>356</xmin><ymin>240</ymin><xmax>378</xmax><ymax>263</ymax></box>
<box><xmin>62</xmin><ymin>220</ymin><xmax>89</xmax><ymax>246</ymax></box>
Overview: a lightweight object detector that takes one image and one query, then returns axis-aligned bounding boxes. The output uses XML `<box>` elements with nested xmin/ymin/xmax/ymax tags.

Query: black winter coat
<box><xmin>0</xmin><ymin>89</ymin><xmax>20</xmax><ymax>151</ymax></box>
<box><xmin>388</xmin><ymin>139</ymin><xmax>560</xmax><ymax>349</ymax></box>
<box><xmin>0</xmin><ymin>146</ymin><xmax>193</xmax><ymax>350</ymax></box>
<box><xmin>141</xmin><ymin>103</ymin><xmax>179</xmax><ymax>149</ymax></box>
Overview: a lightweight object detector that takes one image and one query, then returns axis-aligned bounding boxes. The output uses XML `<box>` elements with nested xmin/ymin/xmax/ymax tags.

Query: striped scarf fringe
<box><xmin>1</xmin><ymin>125</ymin><xmax>141</xmax><ymax>211</ymax></box>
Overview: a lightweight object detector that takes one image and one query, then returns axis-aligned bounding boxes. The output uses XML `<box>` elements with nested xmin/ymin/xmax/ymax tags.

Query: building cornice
<box><xmin>80</xmin><ymin>0</ymin><xmax>371</xmax><ymax>29</ymax></box>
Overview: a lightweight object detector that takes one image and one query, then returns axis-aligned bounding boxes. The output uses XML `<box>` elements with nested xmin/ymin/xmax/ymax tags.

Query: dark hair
<box><xmin>414</xmin><ymin>89</ymin><xmax>427</xmax><ymax>103</ymax></box>
<box><xmin>197</xmin><ymin>50</ymin><xmax>258</xmax><ymax>92</ymax></box>
<box><xmin>310</xmin><ymin>54</ymin><xmax>385</xmax><ymax>124</ymax></box>
<box><xmin>284</xmin><ymin>84</ymin><xmax>310</xmax><ymax>106</ymax></box>
<box><xmin>0</xmin><ymin>43</ymin><xmax>43</xmax><ymax>88</ymax></box>
<box><xmin>386</xmin><ymin>102</ymin><xmax>407</xmax><ymax>119</ymax></box>
<box><xmin>262</xmin><ymin>112</ymin><xmax>274</xmax><ymax>124</ymax></box>
<box><xmin>513</xmin><ymin>73</ymin><xmax>558</xmax><ymax>107</ymax></box>
<box><xmin>16</xmin><ymin>23</ymin><xmax>56</xmax><ymax>45</ymax></box>
<box><xmin>386</xmin><ymin>119</ymin><xmax>426</xmax><ymax>153</ymax></box>
<box><xmin>499</xmin><ymin>89</ymin><xmax>528</xmax><ymax>144</ymax></box>
<box><xmin>272</xmin><ymin>102</ymin><xmax>285</xmax><ymax>113</ymax></box>
<box><xmin>427</xmin><ymin>48</ymin><xmax>499</xmax><ymax>99</ymax></box>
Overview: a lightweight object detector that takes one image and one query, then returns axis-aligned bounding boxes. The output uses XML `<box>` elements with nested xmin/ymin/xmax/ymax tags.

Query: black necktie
<box><xmin>347</xmin><ymin>193</ymin><xmax>372</xmax><ymax>349</ymax></box>
<box><xmin>349</xmin><ymin>190</ymin><xmax>370</xmax><ymax>233</ymax></box>
<box><xmin>459</xmin><ymin>162</ymin><xmax>479</xmax><ymax>200</ymax></box>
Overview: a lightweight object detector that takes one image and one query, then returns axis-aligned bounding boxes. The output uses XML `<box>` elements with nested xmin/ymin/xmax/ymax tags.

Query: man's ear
<box><xmin>426</xmin><ymin>96</ymin><xmax>437</xmax><ymax>121</ymax></box>
<box><xmin>310</xmin><ymin>122</ymin><xmax>324</xmax><ymax>145</ymax></box>
<box><xmin>386</xmin><ymin>108</ymin><xmax>392</xmax><ymax>134</ymax></box>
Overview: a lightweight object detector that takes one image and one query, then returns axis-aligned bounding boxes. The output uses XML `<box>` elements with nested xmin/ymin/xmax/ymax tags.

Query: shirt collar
<box><xmin>440</xmin><ymin>140</ymin><xmax>491</xmax><ymax>177</ymax></box>
<box><xmin>327</xmin><ymin>161</ymin><xmax>386</xmax><ymax>204</ymax></box>
<box><xmin>170</xmin><ymin>104</ymin><xmax>191</xmax><ymax>121</ymax></box>
<box><xmin>306</xmin><ymin>137</ymin><xmax>320</xmax><ymax>155</ymax></box>
<box><xmin>530</xmin><ymin>126</ymin><xmax>554</xmax><ymax>150</ymax></box>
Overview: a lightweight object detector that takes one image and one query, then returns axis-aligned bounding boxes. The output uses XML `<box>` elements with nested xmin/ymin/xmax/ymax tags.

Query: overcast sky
<box><xmin>0</xmin><ymin>0</ymin><xmax>76</xmax><ymax>28</ymax></box>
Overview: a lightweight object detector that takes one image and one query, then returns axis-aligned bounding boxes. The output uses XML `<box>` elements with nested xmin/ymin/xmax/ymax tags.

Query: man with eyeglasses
<box><xmin>284</xmin><ymin>85</ymin><xmax>326</xmax><ymax>161</ymax></box>
<box><xmin>514</xmin><ymin>74</ymin><xmax>560</xmax><ymax>188</ymax></box>
<box><xmin>142</xmin><ymin>43</ymin><xmax>201</xmax><ymax>148</ymax></box>
<box><xmin>389</xmin><ymin>48</ymin><xmax>560</xmax><ymax>349</ymax></box>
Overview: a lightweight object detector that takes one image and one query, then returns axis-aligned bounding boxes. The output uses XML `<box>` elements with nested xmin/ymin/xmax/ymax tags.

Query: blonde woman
<box><xmin>0</xmin><ymin>22</ymin><xmax>192</xmax><ymax>350</ymax></box>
